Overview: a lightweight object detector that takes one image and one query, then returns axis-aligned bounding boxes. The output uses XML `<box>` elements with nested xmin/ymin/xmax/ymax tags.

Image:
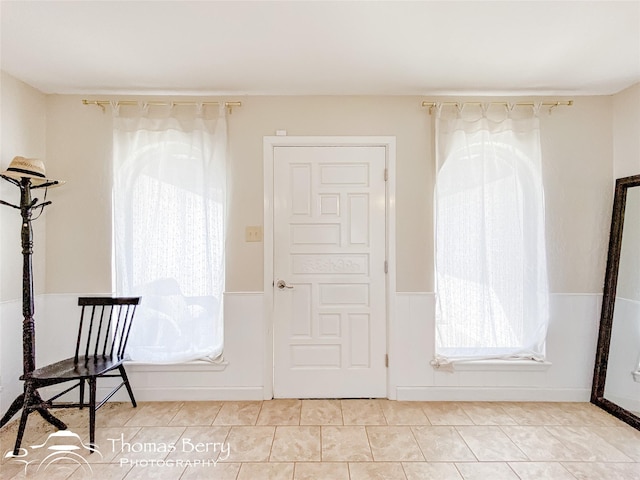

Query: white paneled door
<box><xmin>273</xmin><ymin>145</ymin><xmax>387</xmax><ymax>398</ymax></box>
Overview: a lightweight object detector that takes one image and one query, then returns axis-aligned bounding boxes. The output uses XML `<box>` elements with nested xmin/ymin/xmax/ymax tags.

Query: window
<box><xmin>112</xmin><ymin>103</ymin><xmax>227</xmax><ymax>363</ymax></box>
<box><xmin>434</xmin><ymin>104</ymin><xmax>549</xmax><ymax>363</ymax></box>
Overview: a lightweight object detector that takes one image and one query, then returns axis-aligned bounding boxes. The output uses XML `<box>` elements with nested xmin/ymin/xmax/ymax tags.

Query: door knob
<box><xmin>276</xmin><ymin>280</ymin><xmax>294</xmax><ymax>290</ymax></box>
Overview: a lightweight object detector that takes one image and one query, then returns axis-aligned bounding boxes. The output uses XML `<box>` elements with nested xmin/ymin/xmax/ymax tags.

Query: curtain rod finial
<box><xmin>82</xmin><ymin>99</ymin><xmax>105</xmax><ymax>113</ymax></box>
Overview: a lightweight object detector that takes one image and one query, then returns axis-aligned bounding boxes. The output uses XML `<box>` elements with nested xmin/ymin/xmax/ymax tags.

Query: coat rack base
<box><xmin>0</xmin><ymin>387</ymin><xmax>68</xmax><ymax>455</ymax></box>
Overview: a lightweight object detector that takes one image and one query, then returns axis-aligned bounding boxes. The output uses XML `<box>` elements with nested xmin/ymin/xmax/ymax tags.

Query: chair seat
<box><xmin>29</xmin><ymin>356</ymin><xmax>124</xmax><ymax>380</ymax></box>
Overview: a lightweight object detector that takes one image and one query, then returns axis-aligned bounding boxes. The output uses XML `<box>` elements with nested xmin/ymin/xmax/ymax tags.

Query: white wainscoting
<box><xmin>115</xmin><ymin>292</ymin><xmax>266</xmax><ymax>401</ymax></box>
<box><xmin>393</xmin><ymin>293</ymin><xmax>602</xmax><ymax>401</ymax></box>
<box><xmin>2</xmin><ymin>293</ymin><xmax>266</xmax><ymax>405</ymax></box>
<box><xmin>0</xmin><ymin>298</ymin><xmax>25</xmax><ymax>413</ymax></box>
<box><xmin>1</xmin><ymin>292</ymin><xmax>603</xmax><ymax>407</ymax></box>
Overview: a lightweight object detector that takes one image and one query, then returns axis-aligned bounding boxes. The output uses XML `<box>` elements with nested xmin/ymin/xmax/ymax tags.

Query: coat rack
<box><xmin>0</xmin><ymin>173</ymin><xmax>67</xmax><ymax>446</ymax></box>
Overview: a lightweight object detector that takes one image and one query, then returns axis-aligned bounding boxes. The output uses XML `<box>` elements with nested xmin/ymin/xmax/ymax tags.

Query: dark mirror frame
<box><xmin>591</xmin><ymin>174</ymin><xmax>640</xmax><ymax>430</ymax></box>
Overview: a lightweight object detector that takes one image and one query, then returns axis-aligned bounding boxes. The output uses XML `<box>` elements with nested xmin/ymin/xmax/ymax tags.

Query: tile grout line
<box><xmin>453</xmin><ymin>425</ymin><xmax>481</xmax><ymax>462</ymax></box>
<box><xmin>254</xmin><ymin>400</ymin><xmax>265</xmax><ymax>426</ymax></box>
<box><xmin>497</xmin><ymin>423</ymin><xmax>533</xmax><ymax>462</ymax></box>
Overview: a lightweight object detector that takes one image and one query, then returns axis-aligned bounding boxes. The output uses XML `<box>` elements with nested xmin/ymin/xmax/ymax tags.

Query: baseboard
<box><xmin>97</xmin><ymin>386</ymin><xmax>266</xmax><ymax>402</ymax></box>
<box><xmin>396</xmin><ymin>386</ymin><xmax>591</xmax><ymax>402</ymax></box>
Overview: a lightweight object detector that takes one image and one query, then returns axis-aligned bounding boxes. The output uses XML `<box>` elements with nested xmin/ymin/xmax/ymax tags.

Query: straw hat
<box><xmin>1</xmin><ymin>156</ymin><xmax>64</xmax><ymax>186</ymax></box>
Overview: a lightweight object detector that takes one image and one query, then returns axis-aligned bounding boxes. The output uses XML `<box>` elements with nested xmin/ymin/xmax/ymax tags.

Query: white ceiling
<box><xmin>2</xmin><ymin>1</ymin><xmax>639</xmax><ymax>96</ymax></box>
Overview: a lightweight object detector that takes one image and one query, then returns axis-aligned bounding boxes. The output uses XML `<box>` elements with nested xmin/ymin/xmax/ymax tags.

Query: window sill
<box><xmin>125</xmin><ymin>359</ymin><xmax>229</xmax><ymax>372</ymax></box>
<box><xmin>432</xmin><ymin>359</ymin><xmax>552</xmax><ymax>372</ymax></box>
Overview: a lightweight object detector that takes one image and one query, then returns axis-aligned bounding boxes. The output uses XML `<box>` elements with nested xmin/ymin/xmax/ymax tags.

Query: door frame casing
<box><xmin>263</xmin><ymin>136</ymin><xmax>397</xmax><ymax>400</ymax></box>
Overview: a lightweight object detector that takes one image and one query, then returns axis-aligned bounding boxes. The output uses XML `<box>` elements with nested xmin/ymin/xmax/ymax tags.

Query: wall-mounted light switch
<box><xmin>246</xmin><ymin>226</ymin><xmax>263</xmax><ymax>242</ymax></box>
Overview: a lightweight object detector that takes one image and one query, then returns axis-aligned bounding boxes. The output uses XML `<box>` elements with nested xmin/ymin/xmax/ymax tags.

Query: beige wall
<box><xmin>539</xmin><ymin>97</ymin><xmax>613</xmax><ymax>292</ymax></box>
<box><xmin>42</xmin><ymin>94</ymin><xmax>615</xmax><ymax>295</ymax></box>
<box><xmin>44</xmin><ymin>95</ymin><xmax>113</xmax><ymax>294</ymax></box>
<box><xmin>613</xmin><ymin>82</ymin><xmax>640</xmax><ymax>301</ymax></box>
<box><xmin>604</xmin><ymin>83</ymin><xmax>640</xmax><ymax>413</ymax></box>
<box><xmin>225</xmin><ymin>96</ymin><xmax>433</xmax><ymax>292</ymax></box>
<box><xmin>613</xmin><ymin>83</ymin><xmax>640</xmax><ymax>180</ymax></box>
<box><xmin>0</xmin><ymin>72</ymin><xmax>48</xmax><ymax>302</ymax></box>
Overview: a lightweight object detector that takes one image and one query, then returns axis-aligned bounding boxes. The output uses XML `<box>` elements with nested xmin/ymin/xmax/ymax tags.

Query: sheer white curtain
<box><xmin>113</xmin><ymin>102</ymin><xmax>226</xmax><ymax>363</ymax></box>
<box><xmin>434</xmin><ymin>103</ymin><xmax>549</xmax><ymax>365</ymax></box>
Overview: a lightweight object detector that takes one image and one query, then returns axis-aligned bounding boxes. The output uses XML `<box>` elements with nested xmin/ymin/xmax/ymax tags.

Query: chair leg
<box><xmin>79</xmin><ymin>379</ymin><xmax>85</xmax><ymax>409</ymax></box>
<box><xmin>88</xmin><ymin>378</ymin><xmax>97</xmax><ymax>452</ymax></box>
<box><xmin>118</xmin><ymin>365</ymin><xmax>137</xmax><ymax>408</ymax></box>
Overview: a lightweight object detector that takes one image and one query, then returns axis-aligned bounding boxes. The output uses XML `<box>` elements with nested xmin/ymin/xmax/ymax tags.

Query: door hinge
<box><xmin>384</xmin><ymin>168</ymin><xmax>388</xmax><ymax>181</ymax></box>
<box><xmin>384</xmin><ymin>260</ymin><xmax>388</xmax><ymax>274</ymax></box>
<box><xmin>385</xmin><ymin>354</ymin><xmax>389</xmax><ymax>368</ymax></box>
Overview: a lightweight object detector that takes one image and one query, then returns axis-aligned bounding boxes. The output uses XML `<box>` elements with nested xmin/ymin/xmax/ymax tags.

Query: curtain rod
<box><xmin>82</xmin><ymin>99</ymin><xmax>242</xmax><ymax>114</ymax></box>
<box><xmin>422</xmin><ymin>100</ymin><xmax>573</xmax><ymax>114</ymax></box>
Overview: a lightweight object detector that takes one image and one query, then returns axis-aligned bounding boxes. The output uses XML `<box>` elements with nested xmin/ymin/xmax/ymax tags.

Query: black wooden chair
<box><xmin>13</xmin><ymin>296</ymin><xmax>141</xmax><ymax>453</ymax></box>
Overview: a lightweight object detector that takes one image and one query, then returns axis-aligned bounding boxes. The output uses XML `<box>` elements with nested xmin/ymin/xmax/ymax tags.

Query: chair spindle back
<box><xmin>74</xmin><ymin>297</ymin><xmax>141</xmax><ymax>365</ymax></box>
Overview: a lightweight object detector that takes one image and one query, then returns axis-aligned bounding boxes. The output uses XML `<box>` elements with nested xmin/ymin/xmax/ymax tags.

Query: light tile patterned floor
<box><xmin>1</xmin><ymin>400</ymin><xmax>639</xmax><ymax>479</ymax></box>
